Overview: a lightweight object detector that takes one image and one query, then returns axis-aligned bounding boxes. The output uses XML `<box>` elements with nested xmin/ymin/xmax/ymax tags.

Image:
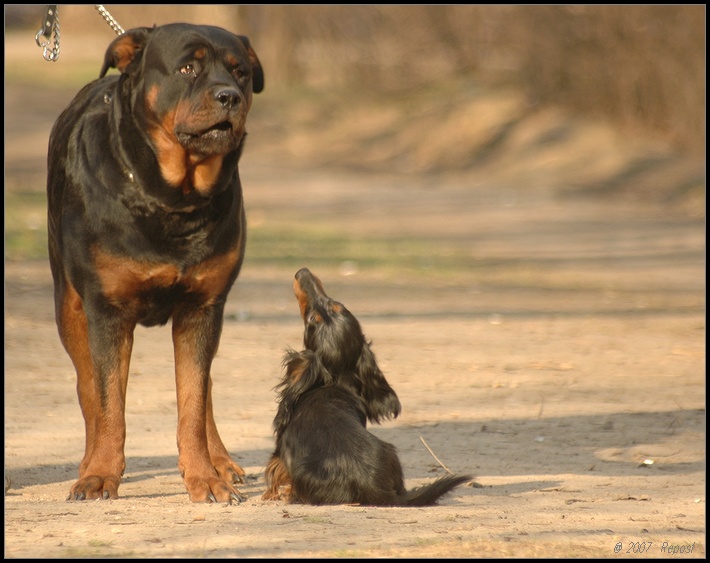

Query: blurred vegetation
<box><xmin>4</xmin><ymin>5</ymin><xmax>704</xmax><ymax>262</ymax></box>
<box><xmin>7</xmin><ymin>5</ymin><xmax>702</xmax><ymax>156</ymax></box>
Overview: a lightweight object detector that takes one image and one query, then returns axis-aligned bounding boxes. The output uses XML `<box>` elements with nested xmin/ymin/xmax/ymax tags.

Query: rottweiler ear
<box><xmin>100</xmin><ymin>27</ymin><xmax>154</xmax><ymax>78</ymax></box>
<box><xmin>237</xmin><ymin>35</ymin><xmax>264</xmax><ymax>94</ymax></box>
<box><xmin>357</xmin><ymin>341</ymin><xmax>402</xmax><ymax>423</ymax></box>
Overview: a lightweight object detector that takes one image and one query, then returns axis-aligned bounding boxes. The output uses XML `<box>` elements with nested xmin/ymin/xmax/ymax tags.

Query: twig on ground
<box><xmin>419</xmin><ymin>435</ymin><xmax>454</xmax><ymax>475</ymax></box>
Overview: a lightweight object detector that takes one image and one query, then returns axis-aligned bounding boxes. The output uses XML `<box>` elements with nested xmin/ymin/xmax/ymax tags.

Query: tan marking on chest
<box><xmin>93</xmin><ymin>249</ymin><xmax>181</xmax><ymax>302</ymax></box>
<box><xmin>145</xmin><ymin>87</ymin><xmax>224</xmax><ymax>195</ymax></box>
<box><xmin>183</xmin><ymin>244</ymin><xmax>242</xmax><ymax>299</ymax></box>
<box><xmin>189</xmin><ymin>153</ymin><xmax>225</xmax><ymax>195</ymax></box>
<box><xmin>93</xmin><ymin>244</ymin><xmax>242</xmax><ymax>305</ymax></box>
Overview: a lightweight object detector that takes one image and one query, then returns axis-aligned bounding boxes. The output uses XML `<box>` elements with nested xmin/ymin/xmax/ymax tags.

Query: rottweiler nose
<box><xmin>214</xmin><ymin>87</ymin><xmax>240</xmax><ymax>109</ymax></box>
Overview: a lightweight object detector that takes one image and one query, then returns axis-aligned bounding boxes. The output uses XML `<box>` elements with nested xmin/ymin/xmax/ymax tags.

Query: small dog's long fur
<box><xmin>263</xmin><ymin>268</ymin><xmax>471</xmax><ymax>506</ymax></box>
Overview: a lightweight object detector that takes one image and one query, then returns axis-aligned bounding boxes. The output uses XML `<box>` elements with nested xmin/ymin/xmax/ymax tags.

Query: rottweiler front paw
<box><xmin>184</xmin><ymin>475</ymin><xmax>246</xmax><ymax>504</ymax></box>
<box><xmin>67</xmin><ymin>475</ymin><xmax>120</xmax><ymax>501</ymax></box>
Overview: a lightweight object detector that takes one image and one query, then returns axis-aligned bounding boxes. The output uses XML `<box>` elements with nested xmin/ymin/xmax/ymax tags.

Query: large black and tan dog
<box><xmin>263</xmin><ymin>268</ymin><xmax>471</xmax><ymax>506</ymax></box>
<box><xmin>46</xmin><ymin>24</ymin><xmax>263</xmax><ymax>503</ymax></box>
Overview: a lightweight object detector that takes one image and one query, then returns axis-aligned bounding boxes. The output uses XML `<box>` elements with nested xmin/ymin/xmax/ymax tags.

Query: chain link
<box><xmin>36</xmin><ymin>5</ymin><xmax>125</xmax><ymax>62</ymax></box>
<box><xmin>95</xmin><ymin>5</ymin><xmax>125</xmax><ymax>36</ymax></box>
<box><xmin>35</xmin><ymin>5</ymin><xmax>60</xmax><ymax>62</ymax></box>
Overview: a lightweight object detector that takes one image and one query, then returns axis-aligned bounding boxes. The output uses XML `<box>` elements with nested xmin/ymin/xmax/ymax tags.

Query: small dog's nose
<box><xmin>295</xmin><ymin>268</ymin><xmax>311</xmax><ymax>281</ymax></box>
<box><xmin>214</xmin><ymin>87</ymin><xmax>240</xmax><ymax>109</ymax></box>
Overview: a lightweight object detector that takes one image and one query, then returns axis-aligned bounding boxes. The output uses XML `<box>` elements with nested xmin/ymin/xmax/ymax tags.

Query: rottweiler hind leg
<box><xmin>58</xmin><ymin>282</ymin><xmax>133</xmax><ymax>500</ymax></box>
<box><xmin>172</xmin><ymin>303</ymin><xmax>243</xmax><ymax>503</ymax></box>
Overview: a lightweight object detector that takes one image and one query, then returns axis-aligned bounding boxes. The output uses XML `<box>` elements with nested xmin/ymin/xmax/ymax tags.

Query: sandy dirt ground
<box><xmin>4</xmin><ymin>32</ymin><xmax>706</xmax><ymax>558</ymax></box>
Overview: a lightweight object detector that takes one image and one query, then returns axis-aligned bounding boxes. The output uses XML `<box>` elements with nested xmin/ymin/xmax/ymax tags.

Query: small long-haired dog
<box><xmin>262</xmin><ymin>268</ymin><xmax>471</xmax><ymax>506</ymax></box>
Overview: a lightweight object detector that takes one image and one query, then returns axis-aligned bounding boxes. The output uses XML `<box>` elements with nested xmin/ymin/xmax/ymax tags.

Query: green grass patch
<box><xmin>3</xmin><ymin>191</ymin><xmax>477</xmax><ymax>282</ymax></box>
<box><xmin>245</xmin><ymin>225</ymin><xmax>474</xmax><ymax>280</ymax></box>
<box><xmin>5</xmin><ymin>191</ymin><xmax>48</xmax><ymax>260</ymax></box>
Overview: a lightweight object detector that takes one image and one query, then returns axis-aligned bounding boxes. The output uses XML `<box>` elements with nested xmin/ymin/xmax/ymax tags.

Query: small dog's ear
<box><xmin>356</xmin><ymin>342</ymin><xmax>401</xmax><ymax>423</ymax></box>
<box><xmin>274</xmin><ymin>350</ymin><xmax>331</xmax><ymax>432</ymax></box>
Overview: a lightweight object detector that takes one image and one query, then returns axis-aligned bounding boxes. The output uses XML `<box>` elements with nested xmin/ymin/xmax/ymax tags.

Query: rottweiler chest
<box><xmin>92</xmin><ymin>245</ymin><xmax>241</xmax><ymax>326</ymax></box>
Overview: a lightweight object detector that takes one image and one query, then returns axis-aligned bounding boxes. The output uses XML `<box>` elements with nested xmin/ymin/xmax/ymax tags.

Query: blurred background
<box><xmin>4</xmin><ymin>4</ymin><xmax>706</xmax><ymax>264</ymax></box>
<box><xmin>4</xmin><ymin>9</ymin><xmax>706</xmax><ymax>557</ymax></box>
<box><xmin>6</xmin><ymin>4</ymin><xmax>704</xmax><ymax>151</ymax></box>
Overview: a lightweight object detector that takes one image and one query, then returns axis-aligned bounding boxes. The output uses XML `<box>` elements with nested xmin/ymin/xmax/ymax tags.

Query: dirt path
<box><xmin>4</xmin><ymin>36</ymin><xmax>706</xmax><ymax>557</ymax></box>
<box><xmin>5</xmin><ymin>175</ymin><xmax>705</xmax><ymax>558</ymax></box>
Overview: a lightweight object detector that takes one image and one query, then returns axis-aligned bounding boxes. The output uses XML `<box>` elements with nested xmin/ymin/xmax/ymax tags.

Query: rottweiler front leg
<box><xmin>172</xmin><ymin>303</ymin><xmax>245</xmax><ymax>503</ymax></box>
<box><xmin>58</xmin><ymin>282</ymin><xmax>134</xmax><ymax>500</ymax></box>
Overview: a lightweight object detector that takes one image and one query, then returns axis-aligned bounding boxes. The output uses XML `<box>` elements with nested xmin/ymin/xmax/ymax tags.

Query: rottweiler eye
<box><xmin>179</xmin><ymin>64</ymin><xmax>197</xmax><ymax>76</ymax></box>
<box><xmin>231</xmin><ymin>67</ymin><xmax>247</xmax><ymax>81</ymax></box>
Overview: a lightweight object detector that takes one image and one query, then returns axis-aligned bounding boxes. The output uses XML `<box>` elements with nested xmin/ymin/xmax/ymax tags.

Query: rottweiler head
<box><xmin>100</xmin><ymin>24</ymin><xmax>264</xmax><ymax>195</ymax></box>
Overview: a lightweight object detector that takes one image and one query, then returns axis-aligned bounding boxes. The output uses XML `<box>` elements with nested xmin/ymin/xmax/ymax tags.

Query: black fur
<box><xmin>263</xmin><ymin>268</ymin><xmax>471</xmax><ymax>506</ymax></box>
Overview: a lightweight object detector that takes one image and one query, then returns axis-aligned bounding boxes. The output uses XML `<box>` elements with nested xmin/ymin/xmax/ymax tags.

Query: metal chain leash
<box><xmin>36</xmin><ymin>5</ymin><xmax>125</xmax><ymax>62</ymax></box>
<box><xmin>35</xmin><ymin>5</ymin><xmax>60</xmax><ymax>62</ymax></box>
<box><xmin>95</xmin><ymin>5</ymin><xmax>125</xmax><ymax>36</ymax></box>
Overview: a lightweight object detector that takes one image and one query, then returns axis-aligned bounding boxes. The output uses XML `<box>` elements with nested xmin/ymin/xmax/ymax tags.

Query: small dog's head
<box><xmin>276</xmin><ymin>268</ymin><xmax>401</xmax><ymax>426</ymax></box>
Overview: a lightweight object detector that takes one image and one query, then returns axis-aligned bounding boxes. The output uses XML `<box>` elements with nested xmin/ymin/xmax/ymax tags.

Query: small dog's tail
<box><xmin>398</xmin><ymin>474</ymin><xmax>471</xmax><ymax>507</ymax></box>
